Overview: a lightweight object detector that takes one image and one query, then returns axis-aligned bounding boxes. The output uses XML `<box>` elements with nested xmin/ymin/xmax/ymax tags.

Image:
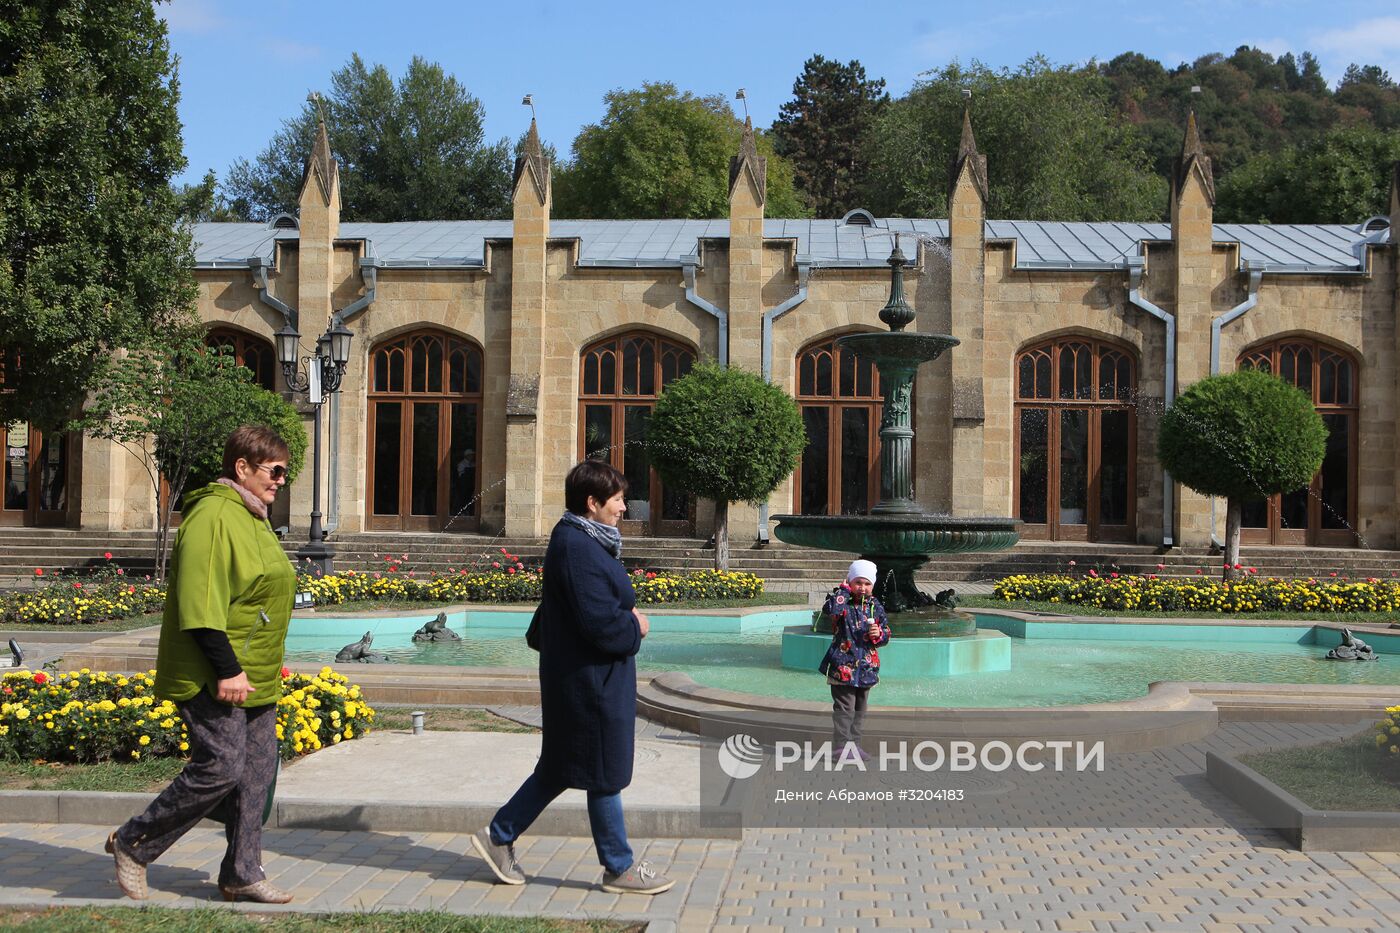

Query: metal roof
<box><xmin>191</xmin><ymin>217</ymin><xmax>1386</xmax><ymax>274</ymax></box>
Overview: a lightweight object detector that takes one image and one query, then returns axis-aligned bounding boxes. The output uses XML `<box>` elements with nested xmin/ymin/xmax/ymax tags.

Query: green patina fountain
<box><xmin>772</xmin><ymin>238</ymin><xmax>1020</xmax><ymax>649</ymax></box>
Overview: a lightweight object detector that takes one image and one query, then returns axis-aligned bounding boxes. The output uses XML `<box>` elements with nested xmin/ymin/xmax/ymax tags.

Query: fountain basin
<box><xmin>770</xmin><ymin>512</ymin><xmax>1020</xmax><ymax>556</ymax></box>
<box><xmin>835</xmin><ymin>331</ymin><xmax>960</xmax><ymax>364</ymax></box>
<box><xmin>782</xmin><ymin>626</ymin><xmax>1012</xmax><ymax>677</ymax></box>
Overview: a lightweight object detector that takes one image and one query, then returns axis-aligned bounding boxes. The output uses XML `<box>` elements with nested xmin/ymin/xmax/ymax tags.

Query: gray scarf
<box><xmin>560</xmin><ymin>510</ymin><xmax>623</xmax><ymax>560</ymax></box>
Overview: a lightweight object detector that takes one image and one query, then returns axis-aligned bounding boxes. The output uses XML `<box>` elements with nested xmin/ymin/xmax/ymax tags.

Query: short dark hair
<box><xmin>565</xmin><ymin>459</ymin><xmax>627</xmax><ymax>515</ymax></box>
<box><xmin>221</xmin><ymin>425</ymin><xmax>291</xmax><ymax>479</ymax></box>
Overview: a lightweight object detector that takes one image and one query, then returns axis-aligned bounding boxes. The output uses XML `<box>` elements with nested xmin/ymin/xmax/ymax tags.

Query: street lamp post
<box><xmin>276</xmin><ymin>320</ymin><xmax>352</xmax><ymax>576</ymax></box>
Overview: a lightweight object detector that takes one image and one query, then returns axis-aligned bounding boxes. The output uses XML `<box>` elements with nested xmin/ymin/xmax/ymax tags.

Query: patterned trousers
<box><xmin>116</xmin><ymin>688</ymin><xmax>279</xmax><ymax>887</ymax></box>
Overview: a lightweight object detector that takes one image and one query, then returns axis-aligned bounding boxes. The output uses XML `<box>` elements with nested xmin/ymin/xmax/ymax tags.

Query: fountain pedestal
<box><xmin>771</xmin><ymin>239</ymin><xmax>1020</xmax><ymax>677</ymax></box>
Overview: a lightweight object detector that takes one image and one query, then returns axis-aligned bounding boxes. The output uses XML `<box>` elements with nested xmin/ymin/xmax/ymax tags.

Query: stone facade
<box><xmin>57</xmin><ymin>114</ymin><xmax>1400</xmax><ymax>551</ymax></box>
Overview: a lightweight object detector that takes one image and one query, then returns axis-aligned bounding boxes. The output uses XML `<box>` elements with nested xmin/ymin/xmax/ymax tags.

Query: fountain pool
<box><xmin>283</xmin><ymin>609</ymin><xmax>1400</xmax><ymax>709</ymax></box>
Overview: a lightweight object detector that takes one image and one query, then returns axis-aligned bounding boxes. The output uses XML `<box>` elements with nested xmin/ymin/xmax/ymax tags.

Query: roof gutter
<box><xmin>757</xmin><ymin>262</ymin><xmax>812</xmax><ymax>543</ymax></box>
<box><xmin>681</xmin><ymin>258</ymin><xmax>728</xmax><ymax>368</ymax></box>
<box><xmin>1206</xmin><ymin>261</ymin><xmax>1263</xmax><ymax>547</ymax></box>
<box><xmin>1125</xmin><ymin>257</ymin><xmax>1175</xmax><ymax>548</ymax></box>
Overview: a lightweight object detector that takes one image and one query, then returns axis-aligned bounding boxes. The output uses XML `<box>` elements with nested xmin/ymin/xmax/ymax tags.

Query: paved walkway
<box><xmin>3</xmin><ymin>715</ymin><xmax>1400</xmax><ymax>931</ymax></box>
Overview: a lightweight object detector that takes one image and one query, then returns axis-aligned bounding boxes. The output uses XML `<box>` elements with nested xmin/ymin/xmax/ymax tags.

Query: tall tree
<box><xmin>1215</xmin><ymin>124</ymin><xmax>1400</xmax><ymax>223</ymax></box>
<box><xmin>81</xmin><ymin>327</ymin><xmax>306</xmax><ymax>578</ymax></box>
<box><xmin>863</xmin><ymin>58</ymin><xmax>1166</xmax><ymax>220</ymax></box>
<box><xmin>771</xmin><ymin>55</ymin><xmax>888</xmax><ymax>216</ymax></box>
<box><xmin>0</xmin><ymin>0</ymin><xmax>196</xmax><ymax>431</ymax></box>
<box><xmin>553</xmin><ymin>82</ymin><xmax>807</xmax><ymax>219</ymax></box>
<box><xmin>221</xmin><ymin>54</ymin><xmax>512</xmax><ymax>222</ymax></box>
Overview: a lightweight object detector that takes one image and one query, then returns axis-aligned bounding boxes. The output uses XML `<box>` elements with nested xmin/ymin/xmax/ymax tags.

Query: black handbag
<box><xmin>526</xmin><ymin>604</ymin><xmax>542</xmax><ymax>651</ymax></box>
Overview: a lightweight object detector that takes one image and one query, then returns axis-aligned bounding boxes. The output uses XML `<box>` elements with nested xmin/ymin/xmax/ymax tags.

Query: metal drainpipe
<box><xmin>249</xmin><ymin>257</ymin><xmax>296</xmax><ymax>329</ymax></box>
<box><xmin>757</xmin><ymin>263</ymin><xmax>811</xmax><ymax>542</ymax></box>
<box><xmin>323</xmin><ymin>259</ymin><xmax>379</xmax><ymax>537</ymax></box>
<box><xmin>1125</xmin><ymin>257</ymin><xmax>1176</xmax><ymax>547</ymax></box>
<box><xmin>1207</xmin><ymin>261</ymin><xmax>1263</xmax><ymax>547</ymax></box>
<box><xmin>682</xmin><ymin>260</ymin><xmax>727</xmax><ymax>367</ymax></box>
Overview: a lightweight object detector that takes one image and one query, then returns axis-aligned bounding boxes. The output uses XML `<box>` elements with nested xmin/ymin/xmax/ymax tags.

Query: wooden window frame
<box><xmin>793</xmin><ymin>335</ymin><xmax>885</xmax><ymax>516</ymax></box>
<box><xmin>1013</xmin><ymin>338</ymin><xmax>1138</xmax><ymax>542</ymax></box>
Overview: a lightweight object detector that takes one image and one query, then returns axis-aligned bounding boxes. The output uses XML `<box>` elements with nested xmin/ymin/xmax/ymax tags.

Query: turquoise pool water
<box><xmin>283</xmin><ymin>610</ymin><xmax>1400</xmax><ymax>708</ymax></box>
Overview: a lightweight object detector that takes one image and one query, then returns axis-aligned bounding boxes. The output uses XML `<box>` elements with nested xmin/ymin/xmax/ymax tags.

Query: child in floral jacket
<box><xmin>818</xmin><ymin>559</ymin><xmax>891</xmax><ymax>760</ymax></box>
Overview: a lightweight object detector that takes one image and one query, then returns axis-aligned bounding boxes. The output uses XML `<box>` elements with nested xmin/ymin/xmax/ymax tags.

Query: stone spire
<box><xmin>947</xmin><ymin>108</ymin><xmax>989</xmax><ymax>205</ymax></box>
<box><xmin>513</xmin><ymin>118</ymin><xmax>551</xmax><ymax>202</ymax></box>
<box><xmin>299</xmin><ymin>118</ymin><xmax>338</xmax><ymax>206</ymax></box>
<box><xmin>728</xmin><ymin>116</ymin><xmax>767</xmax><ymax>204</ymax></box>
<box><xmin>1172</xmin><ymin>110</ymin><xmax>1215</xmax><ymax>206</ymax></box>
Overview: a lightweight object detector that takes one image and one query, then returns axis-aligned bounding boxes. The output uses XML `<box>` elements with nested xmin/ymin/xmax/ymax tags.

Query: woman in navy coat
<box><xmin>471</xmin><ymin>460</ymin><xmax>675</xmax><ymax>895</ymax></box>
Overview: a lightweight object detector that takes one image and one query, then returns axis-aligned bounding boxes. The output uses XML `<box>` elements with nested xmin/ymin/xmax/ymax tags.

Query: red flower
<box><xmin>280</xmin><ymin>667</ymin><xmax>291</xmax><ymax>678</ymax></box>
<box><xmin>34</xmin><ymin>568</ymin><xmax>42</xmax><ymax>576</ymax></box>
<box><xmin>73</xmin><ymin>582</ymin><xmax>82</xmax><ymax>589</ymax></box>
<box><xmin>117</xmin><ymin>569</ymin><xmax>124</xmax><ymax>575</ymax></box>
<box><xmin>1233</xmin><ymin>563</ymin><xmax>1243</xmax><ymax>570</ymax></box>
<box><xmin>645</xmin><ymin>572</ymin><xmax>656</xmax><ymax>580</ymax></box>
<box><xmin>33</xmin><ymin>672</ymin><xmax>48</xmax><ymax>685</ymax></box>
<box><xmin>103</xmin><ymin>551</ymin><xmax>112</xmax><ymax>560</ymax></box>
<box><xmin>1088</xmin><ymin>569</ymin><xmax>1098</xmax><ymax>577</ymax></box>
<box><xmin>1329</xmin><ymin>572</ymin><xmax>1338</xmax><ymax>577</ymax></box>
<box><xmin>492</xmin><ymin>561</ymin><xmax>500</xmax><ymax>569</ymax></box>
<box><xmin>1110</xmin><ymin>572</ymin><xmax>1119</xmax><ymax>579</ymax></box>
<box><xmin>1195</xmin><ymin>569</ymin><xmax>1203</xmax><ymax>575</ymax></box>
<box><xmin>127</xmin><ymin>586</ymin><xmax>135</xmax><ymax>594</ymax></box>
<box><xmin>1247</xmin><ymin>567</ymin><xmax>1257</xmax><ymax>574</ymax></box>
<box><xmin>1155</xmin><ymin>564</ymin><xmax>1165</xmax><ymax>571</ymax></box>
<box><xmin>2</xmin><ymin>686</ymin><xmax>12</xmax><ymax>695</ymax></box>
<box><xmin>388</xmin><ymin>566</ymin><xmax>397</xmax><ymax>573</ymax></box>
<box><xmin>507</xmin><ymin>567</ymin><xmax>516</xmax><ymax>574</ymax></box>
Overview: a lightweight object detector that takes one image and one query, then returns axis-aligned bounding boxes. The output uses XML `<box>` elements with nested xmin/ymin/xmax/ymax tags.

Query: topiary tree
<box><xmin>647</xmin><ymin>363</ymin><xmax>806</xmax><ymax>570</ymax></box>
<box><xmin>1158</xmin><ymin>368</ymin><xmax>1326</xmax><ymax>579</ymax></box>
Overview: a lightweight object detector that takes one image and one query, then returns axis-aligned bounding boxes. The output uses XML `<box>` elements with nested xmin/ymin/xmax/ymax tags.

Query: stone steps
<box><xmin>3</xmin><ymin>527</ymin><xmax>1399</xmax><ymax>585</ymax></box>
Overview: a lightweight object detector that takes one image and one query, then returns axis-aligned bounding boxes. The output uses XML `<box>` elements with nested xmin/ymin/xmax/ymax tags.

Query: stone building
<box><xmin>8</xmin><ymin>112</ymin><xmax>1399</xmax><ymax>553</ymax></box>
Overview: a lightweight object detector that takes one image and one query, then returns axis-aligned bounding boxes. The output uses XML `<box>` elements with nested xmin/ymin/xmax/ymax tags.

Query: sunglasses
<box><xmin>254</xmin><ymin>463</ymin><xmax>288</xmax><ymax>481</ymax></box>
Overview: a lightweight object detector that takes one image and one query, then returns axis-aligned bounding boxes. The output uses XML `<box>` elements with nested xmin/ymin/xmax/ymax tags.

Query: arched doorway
<box><xmin>1014</xmin><ymin>337</ymin><xmax>1136</xmax><ymax>541</ymax></box>
<box><xmin>1237</xmin><ymin>338</ymin><xmax>1358</xmax><ymax>546</ymax></box>
<box><xmin>0</xmin><ymin>352</ymin><xmax>78</xmax><ymax>528</ymax></box>
<box><xmin>794</xmin><ymin>335</ymin><xmax>883</xmax><ymax>515</ymax></box>
<box><xmin>366</xmin><ymin>330</ymin><xmax>483</xmax><ymax>532</ymax></box>
<box><xmin>578</xmin><ymin>332</ymin><xmax>695</xmax><ymax>536</ymax></box>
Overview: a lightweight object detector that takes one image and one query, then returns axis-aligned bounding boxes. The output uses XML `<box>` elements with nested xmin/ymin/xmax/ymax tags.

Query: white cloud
<box><xmin>1244</xmin><ymin>37</ymin><xmax>1293</xmax><ymax>58</ymax></box>
<box><xmin>262</xmin><ymin>38</ymin><xmax>323</xmax><ymax>63</ymax></box>
<box><xmin>1310</xmin><ymin>17</ymin><xmax>1400</xmax><ymax>86</ymax></box>
<box><xmin>160</xmin><ymin>0</ymin><xmax>229</xmax><ymax>35</ymax></box>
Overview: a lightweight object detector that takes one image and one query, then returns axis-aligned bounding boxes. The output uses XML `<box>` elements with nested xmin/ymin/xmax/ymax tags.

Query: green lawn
<box><xmin>0</xmin><ymin>756</ymin><xmax>187</xmax><ymax>793</ymax></box>
<box><xmin>961</xmin><ymin>595</ymin><xmax>1400</xmax><ymax>624</ymax></box>
<box><xmin>0</xmin><ymin>909</ymin><xmax>640</xmax><ymax>932</ymax></box>
<box><xmin>1240</xmin><ymin>734</ymin><xmax>1400</xmax><ymax>811</ymax></box>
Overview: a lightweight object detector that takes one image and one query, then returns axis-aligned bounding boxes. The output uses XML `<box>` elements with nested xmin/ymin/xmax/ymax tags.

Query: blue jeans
<box><xmin>490</xmin><ymin>771</ymin><xmax>633</xmax><ymax>876</ymax></box>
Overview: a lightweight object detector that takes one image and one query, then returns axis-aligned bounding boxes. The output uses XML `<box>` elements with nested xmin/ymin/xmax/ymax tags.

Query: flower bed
<box><xmin>992</xmin><ymin>572</ymin><xmax>1400</xmax><ymax>614</ymax></box>
<box><xmin>0</xmin><ymin>666</ymin><xmax>375</xmax><ymax>764</ymax></box>
<box><xmin>1</xmin><ymin>561</ymin><xmax>164</xmax><ymax>626</ymax></box>
<box><xmin>298</xmin><ymin>550</ymin><xmax>764</xmax><ymax>607</ymax></box>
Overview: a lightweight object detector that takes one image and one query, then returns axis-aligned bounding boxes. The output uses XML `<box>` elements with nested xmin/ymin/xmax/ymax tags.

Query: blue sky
<box><xmin>163</xmin><ymin>0</ymin><xmax>1400</xmax><ymax>187</ymax></box>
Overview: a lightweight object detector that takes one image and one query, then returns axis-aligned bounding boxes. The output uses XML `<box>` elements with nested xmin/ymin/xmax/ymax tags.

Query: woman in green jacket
<box><xmin>107</xmin><ymin>425</ymin><xmax>297</xmax><ymax>904</ymax></box>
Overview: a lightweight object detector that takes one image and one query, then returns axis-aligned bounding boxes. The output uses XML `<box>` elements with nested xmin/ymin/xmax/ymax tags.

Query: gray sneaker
<box><xmin>471</xmin><ymin>827</ymin><xmax>525</xmax><ymax>885</ymax></box>
<box><xmin>601</xmin><ymin>859</ymin><xmax>675</xmax><ymax>895</ymax></box>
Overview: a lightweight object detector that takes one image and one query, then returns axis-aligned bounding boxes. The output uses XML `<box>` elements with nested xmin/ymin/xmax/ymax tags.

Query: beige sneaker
<box><xmin>106</xmin><ymin>830</ymin><xmax>147</xmax><ymax>900</ymax></box>
<box><xmin>601</xmin><ymin>859</ymin><xmax>675</xmax><ymax>895</ymax></box>
<box><xmin>471</xmin><ymin>827</ymin><xmax>526</xmax><ymax>885</ymax></box>
<box><xmin>219</xmin><ymin>878</ymin><xmax>293</xmax><ymax>903</ymax></box>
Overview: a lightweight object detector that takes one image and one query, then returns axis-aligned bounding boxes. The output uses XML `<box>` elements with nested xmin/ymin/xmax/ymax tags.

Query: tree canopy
<box><xmin>0</xmin><ymin>0</ymin><xmax>196</xmax><ymax>430</ymax></box>
<box><xmin>770</xmin><ymin>55</ymin><xmax>888</xmax><ymax>217</ymax></box>
<box><xmin>82</xmin><ymin>328</ymin><xmax>306</xmax><ymax>577</ymax></box>
<box><xmin>553</xmin><ymin>82</ymin><xmax>807</xmax><ymax>219</ymax></box>
<box><xmin>220</xmin><ymin>54</ymin><xmax>513</xmax><ymax>222</ymax></box>
<box><xmin>1216</xmin><ymin>124</ymin><xmax>1400</xmax><ymax>223</ymax></box>
<box><xmin>1158</xmin><ymin>369</ymin><xmax>1327</xmax><ymax>577</ymax></box>
<box><xmin>861</xmin><ymin>58</ymin><xmax>1168</xmax><ymax>220</ymax></box>
<box><xmin>646</xmin><ymin>363</ymin><xmax>806</xmax><ymax>569</ymax></box>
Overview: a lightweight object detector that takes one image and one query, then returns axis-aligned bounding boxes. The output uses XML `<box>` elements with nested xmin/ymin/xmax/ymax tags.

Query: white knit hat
<box><xmin>846</xmin><ymin>559</ymin><xmax>878</xmax><ymax>584</ymax></box>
